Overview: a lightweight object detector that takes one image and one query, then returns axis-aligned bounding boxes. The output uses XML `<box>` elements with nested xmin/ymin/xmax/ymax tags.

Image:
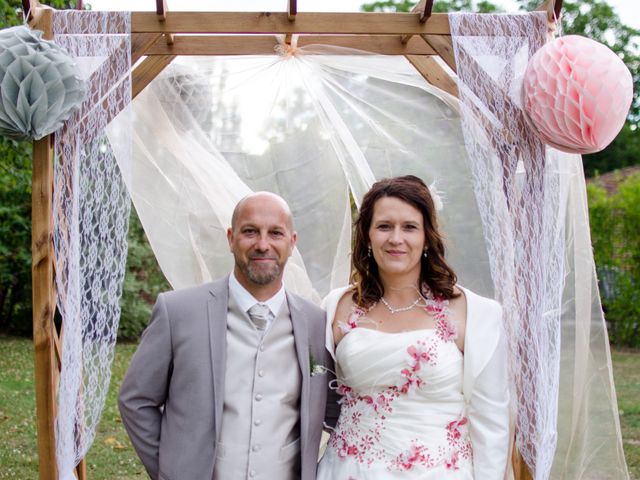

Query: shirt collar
<box><xmin>228</xmin><ymin>271</ymin><xmax>286</xmax><ymax>317</ymax></box>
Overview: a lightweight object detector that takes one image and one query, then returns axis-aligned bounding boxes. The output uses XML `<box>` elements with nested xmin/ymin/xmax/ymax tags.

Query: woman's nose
<box><xmin>389</xmin><ymin>227</ymin><xmax>403</xmax><ymax>243</ymax></box>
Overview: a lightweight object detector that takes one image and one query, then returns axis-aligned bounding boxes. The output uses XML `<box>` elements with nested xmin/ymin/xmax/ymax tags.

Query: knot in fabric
<box><xmin>247</xmin><ymin>303</ymin><xmax>271</xmax><ymax>331</ymax></box>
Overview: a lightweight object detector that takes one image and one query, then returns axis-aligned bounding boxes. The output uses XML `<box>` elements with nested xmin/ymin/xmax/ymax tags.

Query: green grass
<box><xmin>612</xmin><ymin>349</ymin><xmax>640</xmax><ymax>479</ymax></box>
<box><xmin>0</xmin><ymin>336</ymin><xmax>639</xmax><ymax>479</ymax></box>
<box><xmin>0</xmin><ymin>337</ymin><xmax>144</xmax><ymax>479</ymax></box>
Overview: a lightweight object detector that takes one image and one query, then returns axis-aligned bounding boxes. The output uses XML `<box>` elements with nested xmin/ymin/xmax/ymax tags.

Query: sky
<box><xmin>88</xmin><ymin>0</ymin><xmax>640</xmax><ymax>29</ymax></box>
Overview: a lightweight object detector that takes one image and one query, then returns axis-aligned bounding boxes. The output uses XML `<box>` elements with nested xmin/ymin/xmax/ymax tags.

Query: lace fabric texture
<box><xmin>51</xmin><ymin>11</ymin><xmax>131</xmax><ymax>480</ymax></box>
<box><xmin>450</xmin><ymin>12</ymin><xmax>627</xmax><ymax>479</ymax></box>
<box><xmin>46</xmin><ymin>9</ymin><xmax>627</xmax><ymax>480</ymax></box>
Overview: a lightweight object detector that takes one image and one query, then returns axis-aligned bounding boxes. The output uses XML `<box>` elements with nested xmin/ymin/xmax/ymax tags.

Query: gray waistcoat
<box><xmin>213</xmin><ymin>295</ymin><xmax>302</xmax><ymax>480</ymax></box>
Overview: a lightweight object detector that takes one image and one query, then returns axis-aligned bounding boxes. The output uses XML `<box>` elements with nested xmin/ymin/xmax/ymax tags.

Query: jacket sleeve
<box><xmin>465</xmin><ymin>302</ymin><xmax>510</xmax><ymax>479</ymax></box>
<box><xmin>118</xmin><ymin>293</ymin><xmax>173</xmax><ymax>480</ymax></box>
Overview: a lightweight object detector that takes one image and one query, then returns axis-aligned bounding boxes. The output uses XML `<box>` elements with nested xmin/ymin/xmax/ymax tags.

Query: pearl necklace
<box><xmin>380</xmin><ymin>296</ymin><xmax>422</xmax><ymax>314</ymax></box>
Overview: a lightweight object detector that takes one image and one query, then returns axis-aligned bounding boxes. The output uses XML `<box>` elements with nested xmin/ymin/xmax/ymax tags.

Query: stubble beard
<box><xmin>237</xmin><ymin>257</ymin><xmax>283</xmax><ymax>286</ymax></box>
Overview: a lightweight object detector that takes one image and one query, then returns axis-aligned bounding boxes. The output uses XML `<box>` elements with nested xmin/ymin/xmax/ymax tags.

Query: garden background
<box><xmin>0</xmin><ymin>0</ymin><xmax>638</xmax><ymax>478</ymax></box>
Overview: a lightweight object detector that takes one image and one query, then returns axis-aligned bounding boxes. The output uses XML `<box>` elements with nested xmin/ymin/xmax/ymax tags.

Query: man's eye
<box><xmin>271</xmin><ymin>230</ymin><xmax>284</xmax><ymax>237</ymax></box>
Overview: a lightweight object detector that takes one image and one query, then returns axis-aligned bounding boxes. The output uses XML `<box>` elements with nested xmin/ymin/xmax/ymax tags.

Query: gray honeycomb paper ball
<box><xmin>0</xmin><ymin>25</ymin><xmax>86</xmax><ymax>141</ymax></box>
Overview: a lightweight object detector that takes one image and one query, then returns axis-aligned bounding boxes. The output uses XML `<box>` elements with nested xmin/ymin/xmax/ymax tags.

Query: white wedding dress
<box><xmin>317</xmin><ymin>286</ymin><xmax>511</xmax><ymax>480</ymax></box>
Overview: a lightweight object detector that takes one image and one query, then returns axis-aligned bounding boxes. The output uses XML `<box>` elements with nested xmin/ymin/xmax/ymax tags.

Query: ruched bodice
<box><xmin>318</xmin><ymin>307</ymin><xmax>474</xmax><ymax>479</ymax></box>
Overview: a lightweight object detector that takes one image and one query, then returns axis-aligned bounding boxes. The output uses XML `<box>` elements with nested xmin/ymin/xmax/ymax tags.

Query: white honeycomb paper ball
<box><xmin>0</xmin><ymin>25</ymin><xmax>86</xmax><ymax>141</ymax></box>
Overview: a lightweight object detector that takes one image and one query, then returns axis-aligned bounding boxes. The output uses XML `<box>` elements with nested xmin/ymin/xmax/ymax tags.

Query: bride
<box><xmin>317</xmin><ymin>175</ymin><xmax>510</xmax><ymax>479</ymax></box>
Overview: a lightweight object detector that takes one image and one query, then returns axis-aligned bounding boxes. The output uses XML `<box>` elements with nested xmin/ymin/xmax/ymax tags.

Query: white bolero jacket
<box><xmin>322</xmin><ymin>285</ymin><xmax>511</xmax><ymax>480</ymax></box>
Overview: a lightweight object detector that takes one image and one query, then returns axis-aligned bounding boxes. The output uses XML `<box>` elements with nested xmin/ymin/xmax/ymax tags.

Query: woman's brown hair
<box><xmin>351</xmin><ymin>175</ymin><xmax>459</xmax><ymax>307</ymax></box>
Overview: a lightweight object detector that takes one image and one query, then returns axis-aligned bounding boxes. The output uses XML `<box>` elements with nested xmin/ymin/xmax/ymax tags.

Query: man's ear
<box><xmin>289</xmin><ymin>231</ymin><xmax>297</xmax><ymax>255</ymax></box>
<box><xmin>226</xmin><ymin>227</ymin><xmax>234</xmax><ymax>251</ymax></box>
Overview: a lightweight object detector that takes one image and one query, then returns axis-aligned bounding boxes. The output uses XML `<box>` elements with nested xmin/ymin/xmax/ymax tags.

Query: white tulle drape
<box><xmin>449</xmin><ymin>12</ymin><xmax>627</xmax><ymax>479</ymax></box>
<box><xmin>51</xmin><ymin>11</ymin><xmax>131</xmax><ymax>480</ymax></box>
<box><xmin>106</xmin><ymin>32</ymin><xmax>627</xmax><ymax>478</ymax></box>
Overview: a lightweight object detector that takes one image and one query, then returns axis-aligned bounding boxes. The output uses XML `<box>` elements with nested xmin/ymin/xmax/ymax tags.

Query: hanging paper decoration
<box><xmin>523</xmin><ymin>35</ymin><xmax>633</xmax><ymax>154</ymax></box>
<box><xmin>0</xmin><ymin>25</ymin><xmax>86</xmax><ymax>141</ymax></box>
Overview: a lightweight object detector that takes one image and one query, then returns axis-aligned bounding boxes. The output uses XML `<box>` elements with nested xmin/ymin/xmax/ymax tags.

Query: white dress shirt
<box><xmin>228</xmin><ymin>271</ymin><xmax>286</xmax><ymax>330</ymax></box>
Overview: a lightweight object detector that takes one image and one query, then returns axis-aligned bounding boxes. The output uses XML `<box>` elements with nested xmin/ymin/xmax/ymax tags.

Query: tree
<box><xmin>360</xmin><ymin>0</ymin><xmax>640</xmax><ymax>176</ymax></box>
<box><xmin>361</xmin><ymin>0</ymin><xmax>501</xmax><ymax>13</ymax></box>
<box><xmin>0</xmin><ymin>1</ymin><xmax>87</xmax><ymax>335</ymax></box>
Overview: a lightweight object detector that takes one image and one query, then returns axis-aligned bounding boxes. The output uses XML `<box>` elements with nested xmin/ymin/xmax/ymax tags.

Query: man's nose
<box><xmin>255</xmin><ymin>234</ymin><xmax>270</xmax><ymax>251</ymax></box>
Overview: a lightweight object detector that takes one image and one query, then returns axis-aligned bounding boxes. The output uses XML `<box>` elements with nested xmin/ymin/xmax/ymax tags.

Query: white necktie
<box><xmin>248</xmin><ymin>303</ymin><xmax>271</xmax><ymax>332</ymax></box>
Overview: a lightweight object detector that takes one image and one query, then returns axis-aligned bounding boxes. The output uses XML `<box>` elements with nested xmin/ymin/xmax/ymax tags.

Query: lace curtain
<box><xmin>449</xmin><ymin>12</ymin><xmax>627</xmax><ymax>479</ymax></box>
<box><xmin>51</xmin><ymin>11</ymin><xmax>131</xmax><ymax>480</ymax></box>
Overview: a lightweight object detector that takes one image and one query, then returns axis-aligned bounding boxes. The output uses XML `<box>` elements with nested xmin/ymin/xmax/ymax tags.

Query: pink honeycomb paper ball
<box><xmin>523</xmin><ymin>35</ymin><xmax>633</xmax><ymax>154</ymax></box>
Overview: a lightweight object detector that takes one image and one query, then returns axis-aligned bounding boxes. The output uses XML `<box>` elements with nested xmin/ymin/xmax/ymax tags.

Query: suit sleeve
<box><xmin>118</xmin><ymin>293</ymin><xmax>173</xmax><ymax>480</ymax></box>
<box><xmin>467</xmin><ymin>304</ymin><xmax>510</xmax><ymax>479</ymax></box>
<box><xmin>323</xmin><ymin>351</ymin><xmax>341</xmax><ymax>429</ymax></box>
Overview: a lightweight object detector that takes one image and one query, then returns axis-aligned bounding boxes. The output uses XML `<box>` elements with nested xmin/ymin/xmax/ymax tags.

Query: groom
<box><xmin>119</xmin><ymin>192</ymin><xmax>337</xmax><ymax>480</ymax></box>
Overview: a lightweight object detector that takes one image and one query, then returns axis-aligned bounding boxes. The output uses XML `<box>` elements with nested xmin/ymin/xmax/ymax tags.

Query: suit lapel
<box><xmin>208</xmin><ymin>276</ymin><xmax>230</xmax><ymax>442</ymax></box>
<box><xmin>287</xmin><ymin>291</ymin><xmax>310</xmax><ymax>458</ymax></box>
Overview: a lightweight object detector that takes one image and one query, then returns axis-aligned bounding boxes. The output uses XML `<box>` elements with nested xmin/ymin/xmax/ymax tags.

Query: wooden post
<box><xmin>32</xmin><ymin>134</ymin><xmax>58</xmax><ymax>480</ymax></box>
<box><xmin>31</xmin><ymin>5</ymin><xmax>87</xmax><ymax>479</ymax></box>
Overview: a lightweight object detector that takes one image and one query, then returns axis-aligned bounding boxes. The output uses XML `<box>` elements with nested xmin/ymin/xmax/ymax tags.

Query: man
<box><xmin>119</xmin><ymin>192</ymin><xmax>337</xmax><ymax>480</ymax></box>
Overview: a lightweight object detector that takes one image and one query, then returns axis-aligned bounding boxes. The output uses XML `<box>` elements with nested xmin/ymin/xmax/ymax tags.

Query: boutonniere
<box><xmin>309</xmin><ymin>352</ymin><xmax>327</xmax><ymax>377</ymax></box>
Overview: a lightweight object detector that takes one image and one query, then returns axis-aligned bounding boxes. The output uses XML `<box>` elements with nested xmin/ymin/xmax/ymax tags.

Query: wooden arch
<box><xmin>24</xmin><ymin>0</ymin><xmax>561</xmax><ymax>478</ymax></box>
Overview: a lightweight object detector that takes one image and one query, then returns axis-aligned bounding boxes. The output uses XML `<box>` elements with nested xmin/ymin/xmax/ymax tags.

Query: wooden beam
<box><xmin>32</xmin><ymin>134</ymin><xmax>58</xmax><ymax>480</ymax></box>
<box><xmin>288</xmin><ymin>0</ymin><xmax>297</xmax><ymax>21</ymax></box>
<box><xmin>128</xmin><ymin>11</ymin><xmax>452</xmax><ymax>35</ymax></box>
<box><xmin>143</xmin><ymin>35</ymin><xmax>437</xmax><ymax>56</ymax></box>
<box><xmin>536</xmin><ymin>0</ymin><xmax>563</xmax><ymax>22</ymax></box>
<box><xmin>405</xmin><ymin>54</ymin><xmax>458</xmax><ymax>98</ymax></box>
<box><xmin>156</xmin><ymin>0</ymin><xmax>167</xmax><ymax>20</ymax></box>
<box><xmin>421</xmin><ymin>34</ymin><xmax>456</xmax><ymax>72</ymax></box>
<box><xmin>419</xmin><ymin>0</ymin><xmax>435</xmax><ymax>22</ymax></box>
<box><xmin>131</xmin><ymin>33</ymin><xmax>162</xmax><ymax>64</ymax></box>
<box><xmin>132</xmin><ymin>54</ymin><xmax>176</xmax><ymax>99</ymax></box>
<box><xmin>513</xmin><ymin>439</ymin><xmax>534</xmax><ymax>479</ymax></box>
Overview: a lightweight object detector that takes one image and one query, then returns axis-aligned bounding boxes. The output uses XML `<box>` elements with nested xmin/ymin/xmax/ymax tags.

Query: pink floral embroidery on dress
<box><xmin>422</xmin><ymin>288</ymin><xmax>457</xmax><ymax>342</ymax></box>
<box><xmin>388</xmin><ymin>415</ymin><xmax>472</xmax><ymax>472</ymax></box>
<box><xmin>399</xmin><ymin>339</ymin><xmax>437</xmax><ymax>393</ymax></box>
<box><xmin>328</xmin><ymin>288</ymin><xmax>470</xmax><ymax>472</ymax></box>
<box><xmin>337</xmin><ymin>305</ymin><xmax>370</xmax><ymax>334</ymax></box>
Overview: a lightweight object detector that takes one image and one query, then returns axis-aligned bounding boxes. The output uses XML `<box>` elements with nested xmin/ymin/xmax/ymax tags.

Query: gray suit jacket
<box><xmin>119</xmin><ymin>276</ymin><xmax>338</xmax><ymax>480</ymax></box>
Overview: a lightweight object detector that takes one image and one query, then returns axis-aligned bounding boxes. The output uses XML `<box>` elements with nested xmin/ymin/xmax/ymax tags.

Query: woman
<box><xmin>317</xmin><ymin>176</ymin><xmax>510</xmax><ymax>479</ymax></box>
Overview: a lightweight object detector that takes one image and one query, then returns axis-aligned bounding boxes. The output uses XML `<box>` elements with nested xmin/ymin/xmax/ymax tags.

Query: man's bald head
<box><xmin>227</xmin><ymin>192</ymin><xmax>297</xmax><ymax>296</ymax></box>
<box><xmin>230</xmin><ymin>192</ymin><xmax>294</xmax><ymax>232</ymax></box>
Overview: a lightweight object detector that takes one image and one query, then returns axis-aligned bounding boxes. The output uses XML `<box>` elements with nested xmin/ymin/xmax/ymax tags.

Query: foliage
<box><xmin>361</xmin><ymin>0</ymin><xmax>502</xmax><ymax>13</ymax></box>
<box><xmin>361</xmin><ymin>0</ymin><xmax>640</xmax><ymax>176</ymax></box>
<box><xmin>0</xmin><ymin>2</ymin><xmax>82</xmax><ymax>334</ymax></box>
<box><xmin>0</xmin><ymin>0</ymin><xmax>166</xmax><ymax>338</ymax></box>
<box><xmin>588</xmin><ymin>174</ymin><xmax>640</xmax><ymax>347</ymax></box>
<box><xmin>118</xmin><ymin>209</ymin><xmax>169</xmax><ymax>340</ymax></box>
<box><xmin>0</xmin><ymin>139</ymin><xmax>32</xmax><ymax>335</ymax></box>
<box><xmin>583</xmin><ymin>124</ymin><xmax>640</xmax><ymax>178</ymax></box>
